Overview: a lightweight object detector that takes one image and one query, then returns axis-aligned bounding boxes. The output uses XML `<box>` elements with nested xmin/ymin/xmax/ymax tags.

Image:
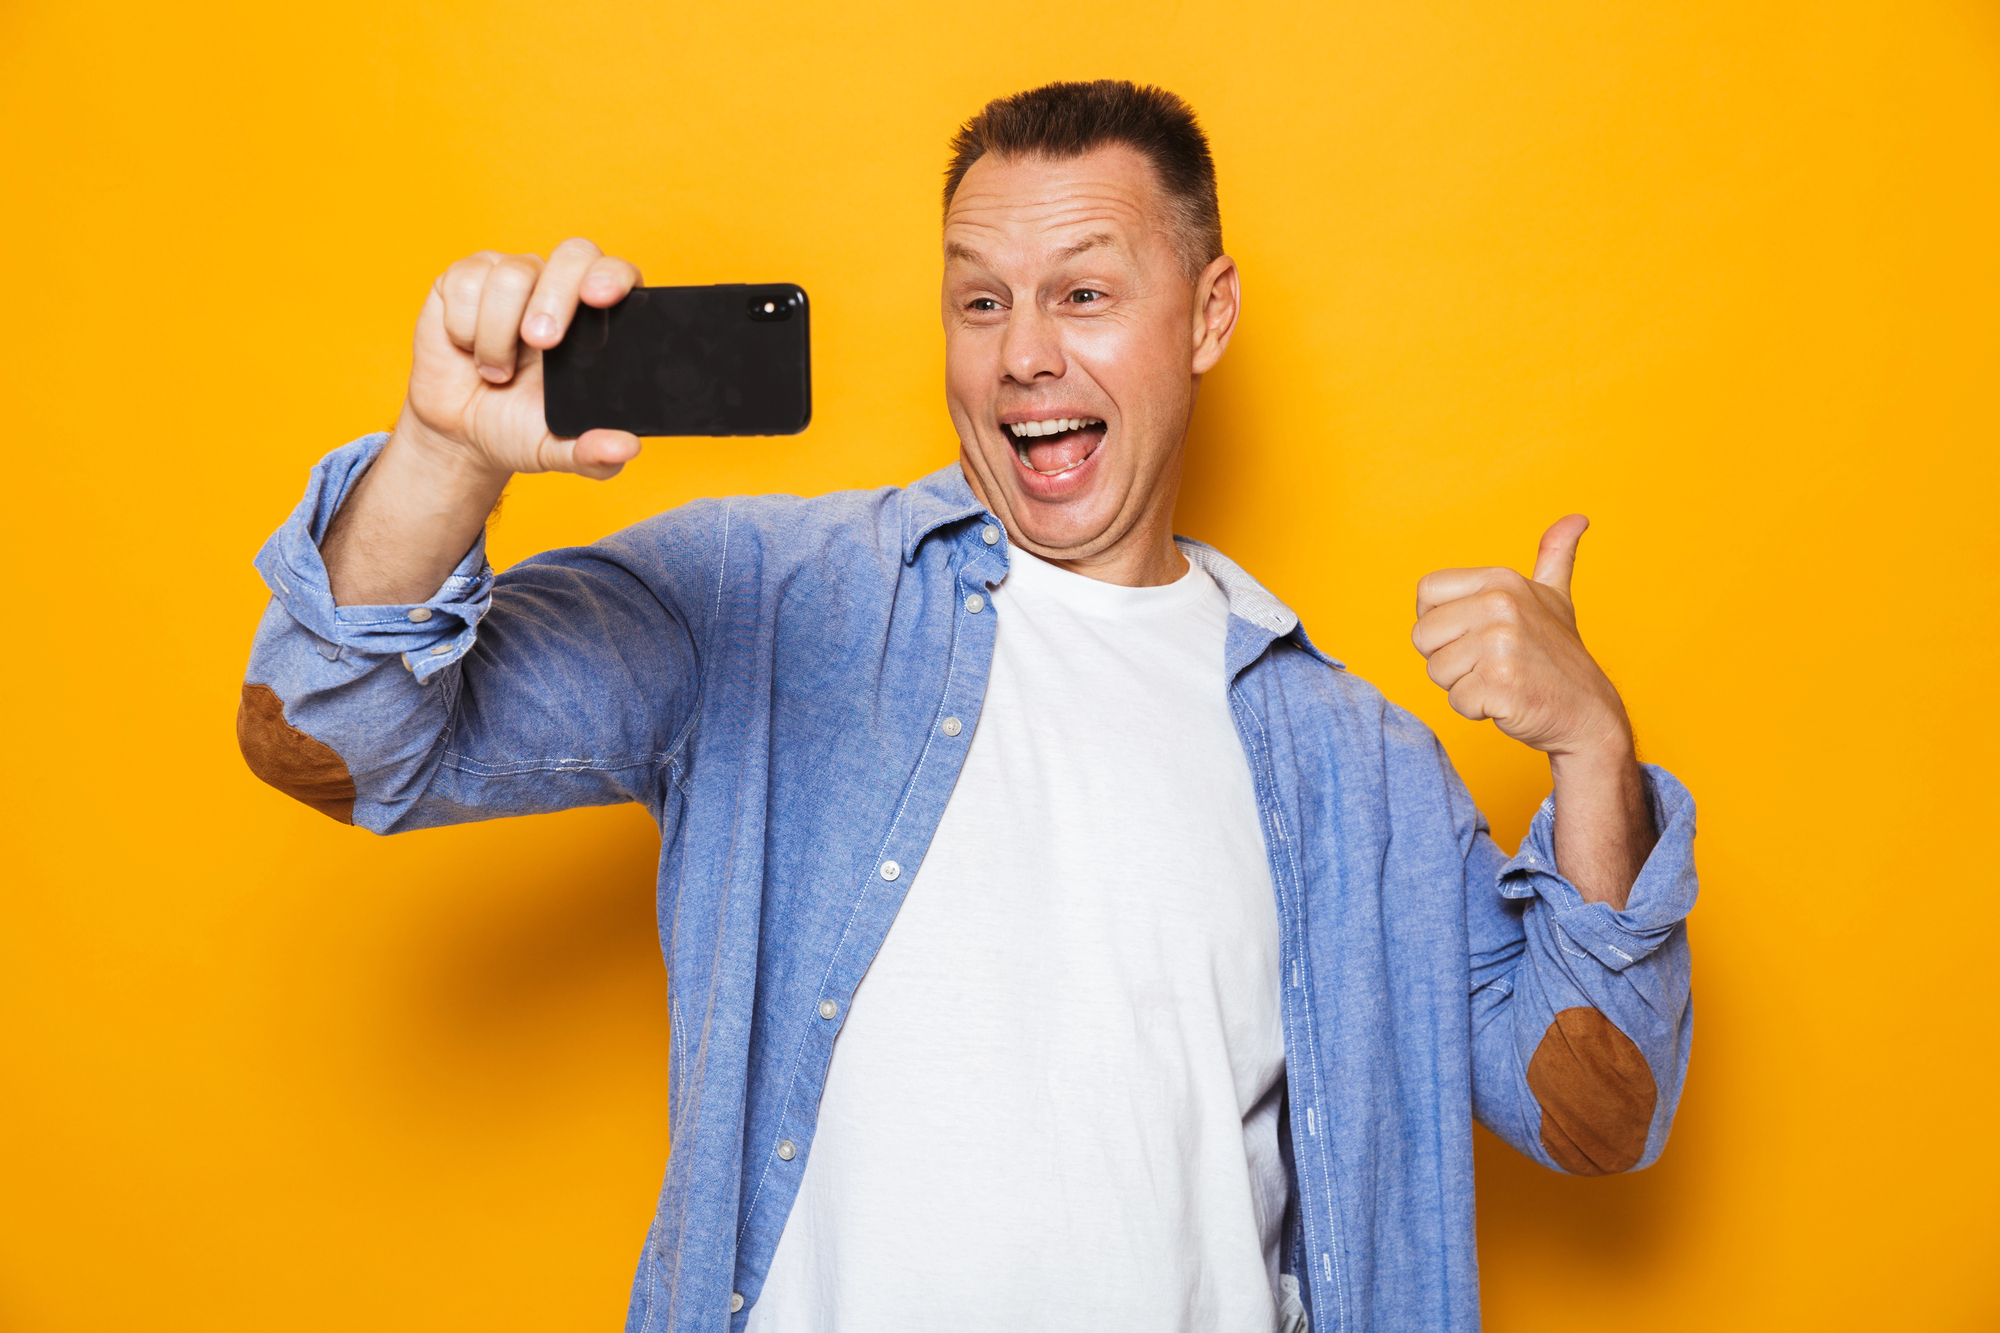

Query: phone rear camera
<box><xmin>747</xmin><ymin>292</ymin><xmax>797</xmax><ymax>322</ymax></box>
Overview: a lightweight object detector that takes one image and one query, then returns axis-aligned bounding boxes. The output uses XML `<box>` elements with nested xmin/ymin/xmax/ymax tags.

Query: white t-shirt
<box><xmin>747</xmin><ymin>544</ymin><xmax>1288</xmax><ymax>1333</ymax></box>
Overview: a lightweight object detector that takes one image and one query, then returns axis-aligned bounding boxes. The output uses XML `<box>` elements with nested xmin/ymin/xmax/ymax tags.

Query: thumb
<box><xmin>542</xmin><ymin>428</ymin><xmax>642</xmax><ymax>480</ymax></box>
<box><xmin>1531</xmin><ymin>514</ymin><xmax>1590</xmax><ymax>596</ymax></box>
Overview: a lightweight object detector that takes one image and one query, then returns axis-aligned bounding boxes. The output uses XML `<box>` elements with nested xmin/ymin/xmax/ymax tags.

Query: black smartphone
<box><xmin>542</xmin><ymin>283</ymin><xmax>811</xmax><ymax>437</ymax></box>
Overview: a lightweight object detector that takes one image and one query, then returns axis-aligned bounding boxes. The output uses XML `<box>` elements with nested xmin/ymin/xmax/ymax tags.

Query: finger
<box><xmin>521</xmin><ymin>238</ymin><xmax>603</xmax><ymax>348</ymax></box>
<box><xmin>1531</xmin><ymin>514</ymin><xmax>1590</xmax><ymax>596</ymax></box>
<box><xmin>1415</xmin><ymin>567</ymin><xmax>1503</xmax><ymax>618</ymax></box>
<box><xmin>1411</xmin><ymin>597</ymin><xmax>1475</xmax><ymax>658</ymax></box>
<box><xmin>438</xmin><ymin>251</ymin><xmax>503</xmax><ymax>352</ymax></box>
<box><xmin>1422</xmin><ymin>631</ymin><xmax>1484</xmax><ymax>693</ymax></box>
<box><xmin>575</xmin><ymin>429</ymin><xmax>642</xmax><ymax>477</ymax></box>
<box><xmin>472</xmin><ymin>253</ymin><xmax>546</xmax><ymax>383</ymax></box>
<box><xmin>1411</xmin><ymin>582</ymin><xmax>1523</xmax><ymax>657</ymax></box>
<box><xmin>539</xmin><ymin>429</ymin><xmax>642</xmax><ymax>479</ymax></box>
<box><xmin>579</xmin><ymin>255</ymin><xmax>643</xmax><ymax>308</ymax></box>
<box><xmin>1446</xmin><ymin>671</ymin><xmax>1495</xmax><ymax>723</ymax></box>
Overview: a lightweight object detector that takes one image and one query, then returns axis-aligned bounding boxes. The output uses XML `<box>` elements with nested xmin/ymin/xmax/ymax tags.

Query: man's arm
<box><xmin>1411</xmin><ymin>514</ymin><xmax>1655</xmax><ymax>909</ymax></box>
<box><xmin>1410</xmin><ymin>516</ymin><xmax>1692</xmax><ymax>1174</ymax></box>
<box><xmin>238</xmin><ymin>239</ymin><xmax>703</xmax><ymax>832</ymax></box>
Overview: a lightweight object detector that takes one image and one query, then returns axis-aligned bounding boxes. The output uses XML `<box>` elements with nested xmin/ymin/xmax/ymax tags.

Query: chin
<box><xmin>1005</xmin><ymin>490</ymin><xmax>1130</xmax><ymax>557</ymax></box>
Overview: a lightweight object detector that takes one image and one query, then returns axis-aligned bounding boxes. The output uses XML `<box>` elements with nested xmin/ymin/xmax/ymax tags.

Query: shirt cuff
<box><xmin>1495</xmin><ymin>763</ymin><xmax>1698</xmax><ymax>972</ymax></box>
<box><xmin>251</xmin><ymin>432</ymin><xmax>495</xmax><ymax>684</ymax></box>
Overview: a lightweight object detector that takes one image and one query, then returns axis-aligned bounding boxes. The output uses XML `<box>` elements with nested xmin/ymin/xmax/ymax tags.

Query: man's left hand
<box><xmin>1412</xmin><ymin>515</ymin><xmax>1656</xmax><ymax>907</ymax></box>
<box><xmin>1412</xmin><ymin>514</ymin><xmax>1630</xmax><ymax>759</ymax></box>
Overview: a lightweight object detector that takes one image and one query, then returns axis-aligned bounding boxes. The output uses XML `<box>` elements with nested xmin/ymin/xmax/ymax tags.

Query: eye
<box><xmin>1068</xmin><ymin>289</ymin><xmax>1104</xmax><ymax>304</ymax></box>
<box><xmin>968</xmin><ymin>297</ymin><xmax>1002</xmax><ymax>312</ymax></box>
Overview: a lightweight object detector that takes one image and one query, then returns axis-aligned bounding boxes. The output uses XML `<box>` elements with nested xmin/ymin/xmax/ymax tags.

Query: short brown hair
<box><xmin>943</xmin><ymin>81</ymin><xmax>1224</xmax><ymax>278</ymax></box>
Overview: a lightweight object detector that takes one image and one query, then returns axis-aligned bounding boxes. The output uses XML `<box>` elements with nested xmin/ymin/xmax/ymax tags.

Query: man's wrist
<box><xmin>320</xmin><ymin>409</ymin><xmax>509</xmax><ymax>607</ymax></box>
<box><xmin>1545</xmin><ymin>717</ymin><xmax>1655</xmax><ymax>910</ymax></box>
<box><xmin>1546</xmin><ymin>719</ymin><xmax>1639</xmax><ymax>791</ymax></box>
<box><xmin>383</xmin><ymin>409</ymin><xmax>514</xmax><ymax>508</ymax></box>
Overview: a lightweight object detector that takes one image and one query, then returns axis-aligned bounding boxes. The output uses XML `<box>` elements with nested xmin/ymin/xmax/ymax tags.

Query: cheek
<box><xmin>942</xmin><ymin>328</ymin><xmax>998</xmax><ymax>406</ymax></box>
<box><xmin>1068</xmin><ymin>315</ymin><xmax>1185</xmax><ymax>407</ymax></box>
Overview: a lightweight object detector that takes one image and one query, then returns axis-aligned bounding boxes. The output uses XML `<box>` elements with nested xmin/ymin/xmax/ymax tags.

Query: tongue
<box><xmin>1026</xmin><ymin>428</ymin><xmax>1097</xmax><ymax>474</ymax></box>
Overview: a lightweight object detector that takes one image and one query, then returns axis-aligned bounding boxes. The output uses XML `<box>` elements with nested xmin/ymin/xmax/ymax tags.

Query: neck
<box><xmin>1038</xmin><ymin>528</ymin><xmax>1187</xmax><ymax>586</ymax></box>
<box><xmin>960</xmin><ymin>452</ymin><xmax>1189</xmax><ymax>589</ymax></box>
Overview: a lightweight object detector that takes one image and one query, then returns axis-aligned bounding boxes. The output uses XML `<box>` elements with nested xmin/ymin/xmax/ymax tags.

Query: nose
<box><xmin>1000</xmin><ymin>304</ymin><xmax>1064</xmax><ymax>384</ymax></box>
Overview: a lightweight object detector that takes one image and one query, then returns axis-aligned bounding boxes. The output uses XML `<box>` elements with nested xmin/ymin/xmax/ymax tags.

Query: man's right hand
<box><xmin>321</xmin><ymin>239</ymin><xmax>642</xmax><ymax>607</ymax></box>
<box><xmin>402</xmin><ymin>238</ymin><xmax>644</xmax><ymax>480</ymax></box>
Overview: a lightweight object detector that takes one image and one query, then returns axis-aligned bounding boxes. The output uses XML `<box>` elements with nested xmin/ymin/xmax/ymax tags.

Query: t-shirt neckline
<box><xmin>1000</xmin><ymin>545</ymin><xmax>1214</xmax><ymax>618</ymax></box>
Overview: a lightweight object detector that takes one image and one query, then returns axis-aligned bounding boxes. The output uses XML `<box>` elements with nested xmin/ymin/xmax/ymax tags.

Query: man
<box><xmin>239</xmin><ymin>81</ymin><xmax>1695</xmax><ymax>1333</ymax></box>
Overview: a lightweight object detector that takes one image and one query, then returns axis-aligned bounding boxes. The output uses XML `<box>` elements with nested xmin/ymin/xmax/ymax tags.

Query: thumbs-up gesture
<box><xmin>1411</xmin><ymin>515</ymin><xmax>1632</xmax><ymax>759</ymax></box>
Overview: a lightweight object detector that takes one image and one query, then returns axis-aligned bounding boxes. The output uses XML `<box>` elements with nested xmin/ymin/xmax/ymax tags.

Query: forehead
<box><xmin>943</xmin><ymin>144</ymin><xmax>1172</xmax><ymax>265</ymax></box>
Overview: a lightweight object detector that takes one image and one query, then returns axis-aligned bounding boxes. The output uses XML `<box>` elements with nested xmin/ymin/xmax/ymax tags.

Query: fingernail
<box><xmin>478</xmin><ymin>364</ymin><xmax>511</xmax><ymax>383</ymax></box>
<box><xmin>524</xmin><ymin>314</ymin><xmax>557</xmax><ymax>342</ymax></box>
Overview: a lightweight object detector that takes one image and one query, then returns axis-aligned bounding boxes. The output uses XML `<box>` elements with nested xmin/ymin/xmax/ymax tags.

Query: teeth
<box><xmin>1007</xmin><ymin>417</ymin><xmax>1103</xmax><ymax>438</ymax></box>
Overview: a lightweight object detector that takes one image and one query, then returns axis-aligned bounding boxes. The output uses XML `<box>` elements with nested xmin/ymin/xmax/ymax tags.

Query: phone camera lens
<box><xmin>748</xmin><ymin>292</ymin><xmax>795</xmax><ymax>322</ymax></box>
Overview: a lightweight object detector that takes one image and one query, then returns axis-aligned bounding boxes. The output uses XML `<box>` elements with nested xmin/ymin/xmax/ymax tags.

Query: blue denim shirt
<box><xmin>240</xmin><ymin>434</ymin><xmax>1696</xmax><ymax>1333</ymax></box>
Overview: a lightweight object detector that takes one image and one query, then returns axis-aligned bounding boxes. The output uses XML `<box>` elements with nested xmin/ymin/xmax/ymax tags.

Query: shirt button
<box><xmin>428</xmin><ymin>644</ymin><xmax>451</xmax><ymax>656</ymax></box>
<box><xmin>819</xmin><ymin>999</ymin><xmax>838</xmax><ymax>1020</ymax></box>
<box><xmin>964</xmin><ymin>594</ymin><xmax>985</xmax><ymax>614</ymax></box>
<box><xmin>880</xmin><ymin>860</ymin><xmax>901</xmax><ymax>881</ymax></box>
<box><xmin>941</xmin><ymin>717</ymin><xmax>962</xmax><ymax>737</ymax></box>
<box><xmin>777</xmin><ymin>1140</ymin><xmax>796</xmax><ymax>1161</ymax></box>
<box><xmin>982</xmin><ymin>526</ymin><xmax>1000</xmax><ymax>545</ymax></box>
<box><xmin>730</xmin><ymin>1293</ymin><xmax>744</xmax><ymax>1313</ymax></box>
<box><xmin>406</xmin><ymin>607</ymin><xmax>433</xmax><ymax>623</ymax></box>
<box><xmin>400</xmin><ymin>653</ymin><xmax>413</xmax><ymax>672</ymax></box>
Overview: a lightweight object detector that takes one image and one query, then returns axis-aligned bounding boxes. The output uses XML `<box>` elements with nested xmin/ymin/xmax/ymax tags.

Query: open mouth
<box><xmin>1006</xmin><ymin>416</ymin><xmax>1107</xmax><ymax>477</ymax></box>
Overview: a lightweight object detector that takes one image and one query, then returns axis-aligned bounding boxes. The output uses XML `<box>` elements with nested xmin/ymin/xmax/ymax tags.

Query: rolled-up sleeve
<box><xmin>238</xmin><ymin>433</ymin><xmax>704</xmax><ymax>833</ymax></box>
<box><xmin>252</xmin><ymin>433</ymin><xmax>495</xmax><ymax>681</ymax></box>
<box><xmin>1465</xmin><ymin>764</ymin><xmax>1697</xmax><ymax>1175</ymax></box>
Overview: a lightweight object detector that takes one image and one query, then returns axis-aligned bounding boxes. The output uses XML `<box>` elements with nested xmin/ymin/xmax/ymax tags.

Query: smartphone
<box><xmin>542</xmin><ymin>283</ymin><xmax>811</xmax><ymax>437</ymax></box>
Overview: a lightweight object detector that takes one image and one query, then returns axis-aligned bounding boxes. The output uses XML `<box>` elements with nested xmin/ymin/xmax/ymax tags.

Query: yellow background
<box><xmin>2</xmin><ymin>0</ymin><xmax>1995</xmax><ymax>1327</ymax></box>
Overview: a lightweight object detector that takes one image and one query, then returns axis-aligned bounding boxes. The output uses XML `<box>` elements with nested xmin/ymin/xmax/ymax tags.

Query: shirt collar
<box><xmin>899</xmin><ymin>464</ymin><xmax>1341</xmax><ymax>673</ymax></box>
<box><xmin>1178</xmin><ymin>538</ymin><xmax>1344</xmax><ymax>675</ymax></box>
<box><xmin>900</xmin><ymin>462</ymin><xmax>989</xmax><ymax>563</ymax></box>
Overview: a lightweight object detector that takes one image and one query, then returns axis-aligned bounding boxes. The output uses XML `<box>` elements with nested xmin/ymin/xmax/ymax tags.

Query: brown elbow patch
<box><xmin>237</xmin><ymin>683</ymin><xmax>356</xmax><ymax>825</ymax></box>
<box><xmin>1526</xmin><ymin>1006</ymin><xmax>1656</xmax><ymax>1175</ymax></box>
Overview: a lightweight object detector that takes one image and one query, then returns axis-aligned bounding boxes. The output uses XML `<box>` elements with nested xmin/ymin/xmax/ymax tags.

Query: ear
<box><xmin>1190</xmin><ymin>253</ymin><xmax>1241</xmax><ymax>375</ymax></box>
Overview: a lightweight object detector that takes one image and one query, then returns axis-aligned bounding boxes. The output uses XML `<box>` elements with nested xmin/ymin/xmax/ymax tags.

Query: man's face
<box><xmin>942</xmin><ymin>145</ymin><xmax>1236</xmax><ymax>576</ymax></box>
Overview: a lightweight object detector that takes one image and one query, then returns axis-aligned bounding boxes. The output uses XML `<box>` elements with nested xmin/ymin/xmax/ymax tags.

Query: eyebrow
<box><xmin>943</xmin><ymin>231</ymin><xmax>1123</xmax><ymax>268</ymax></box>
<box><xmin>1050</xmin><ymin>232</ymin><xmax>1118</xmax><ymax>262</ymax></box>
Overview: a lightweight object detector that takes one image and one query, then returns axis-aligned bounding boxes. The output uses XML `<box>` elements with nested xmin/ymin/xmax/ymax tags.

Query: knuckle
<box><xmin>1481</xmin><ymin>589</ymin><xmax>1518</xmax><ymax>619</ymax></box>
<box><xmin>488</xmin><ymin>256</ymin><xmax>541</xmax><ymax>292</ymax></box>
<box><xmin>442</xmin><ymin>260</ymin><xmax>491</xmax><ymax>300</ymax></box>
<box><xmin>555</xmin><ymin>236</ymin><xmax>601</xmax><ymax>259</ymax></box>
